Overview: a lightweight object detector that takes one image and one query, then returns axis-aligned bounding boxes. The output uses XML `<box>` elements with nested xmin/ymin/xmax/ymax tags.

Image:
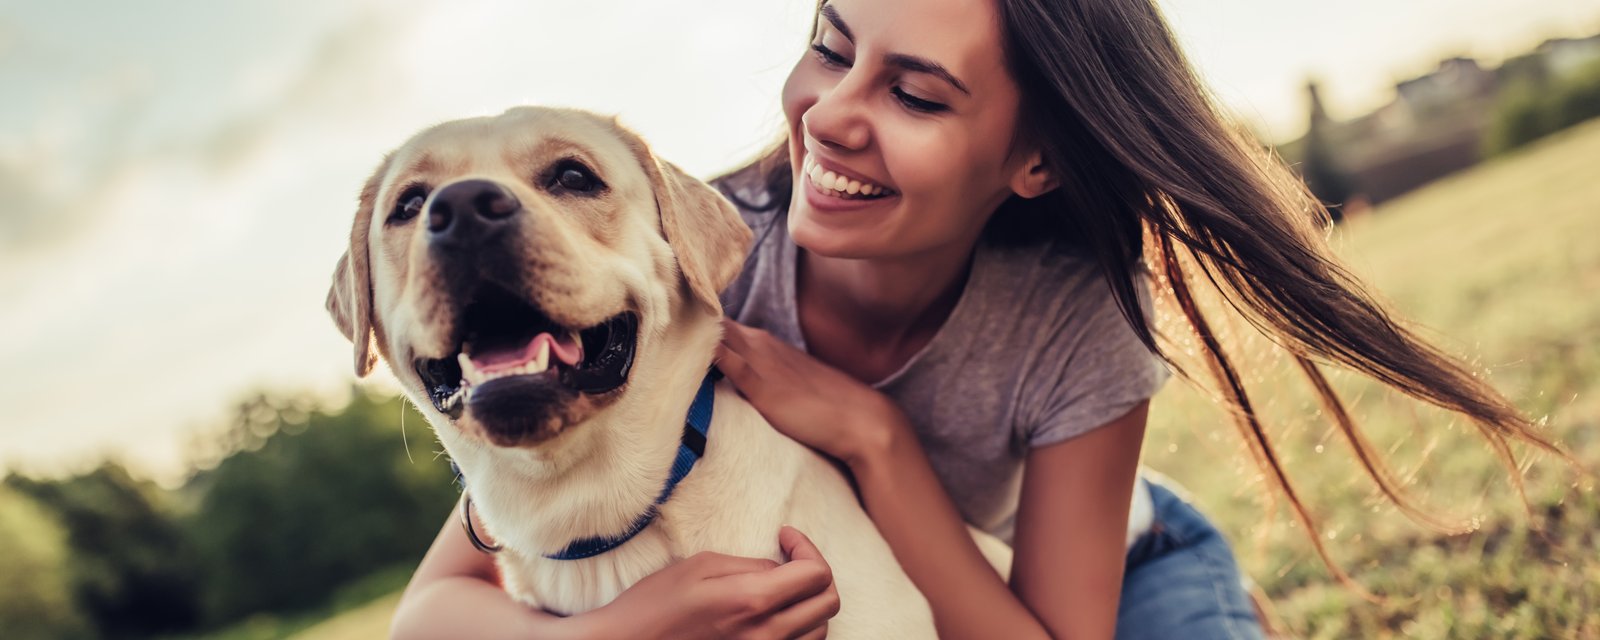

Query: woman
<box><xmin>392</xmin><ymin>0</ymin><xmax>1563</xmax><ymax>637</ymax></box>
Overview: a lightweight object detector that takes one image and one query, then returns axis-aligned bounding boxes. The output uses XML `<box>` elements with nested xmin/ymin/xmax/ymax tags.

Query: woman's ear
<box><xmin>1009</xmin><ymin>151</ymin><xmax>1059</xmax><ymax>199</ymax></box>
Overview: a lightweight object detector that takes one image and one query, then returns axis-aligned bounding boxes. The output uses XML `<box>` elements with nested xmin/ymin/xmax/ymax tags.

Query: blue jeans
<box><xmin>1117</xmin><ymin>479</ymin><xmax>1265</xmax><ymax>640</ymax></box>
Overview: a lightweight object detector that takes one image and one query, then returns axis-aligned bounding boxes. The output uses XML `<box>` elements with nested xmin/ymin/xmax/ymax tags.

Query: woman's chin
<box><xmin>787</xmin><ymin>209</ymin><xmax>884</xmax><ymax>260</ymax></box>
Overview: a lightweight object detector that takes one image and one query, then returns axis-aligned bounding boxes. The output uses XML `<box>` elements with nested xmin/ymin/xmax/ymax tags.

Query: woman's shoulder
<box><xmin>709</xmin><ymin>166</ymin><xmax>788</xmax><ymax>323</ymax></box>
<box><xmin>975</xmin><ymin>238</ymin><xmax>1117</xmax><ymax>322</ymax></box>
<box><xmin>974</xmin><ymin>240</ymin><xmax>1169</xmax><ymax>446</ymax></box>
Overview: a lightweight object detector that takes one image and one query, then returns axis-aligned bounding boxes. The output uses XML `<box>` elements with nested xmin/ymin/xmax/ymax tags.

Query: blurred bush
<box><xmin>0</xmin><ymin>485</ymin><xmax>92</xmax><ymax>639</ymax></box>
<box><xmin>0</xmin><ymin>387</ymin><xmax>458</xmax><ymax>637</ymax></box>
<box><xmin>183</xmin><ymin>389</ymin><xmax>458</xmax><ymax>625</ymax></box>
<box><xmin>6</xmin><ymin>463</ymin><xmax>201</xmax><ymax>638</ymax></box>
<box><xmin>1487</xmin><ymin>59</ymin><xmax>1600</xmax><ymax>154</ymax></box>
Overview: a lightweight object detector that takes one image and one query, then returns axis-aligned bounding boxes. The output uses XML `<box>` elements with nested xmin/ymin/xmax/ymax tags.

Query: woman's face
<box><xmin>782</xmin><ymin>0</ymin><xmax>1044</xmax><ymax>260</ymax></box>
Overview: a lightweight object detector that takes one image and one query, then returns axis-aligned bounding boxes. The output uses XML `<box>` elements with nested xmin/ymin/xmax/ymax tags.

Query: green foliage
<box><xmin>6</xmin><ymin>463</ymin><xmax>202</xmax><ymax>638</ymax></box>
<box><xmin>0</xmin><ymin>485</ymin><xmax>92</xmax><ymax>640</ymax></box>
<box><xmin>1487</xmin><ymin>60</ymin><xmax>1600</xmax><ymax>155</ymax></box>
<box><xmin>184</xmin><ymin>389</ymin><xmax>458</xmax><ymax>625</ymax></box>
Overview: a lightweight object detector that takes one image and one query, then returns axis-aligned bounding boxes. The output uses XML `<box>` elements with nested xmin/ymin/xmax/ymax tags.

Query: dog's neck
<box><xmin>452</xmin><ymin>307</ymin><xmax>724</xmax><ymax>558</ymax></box>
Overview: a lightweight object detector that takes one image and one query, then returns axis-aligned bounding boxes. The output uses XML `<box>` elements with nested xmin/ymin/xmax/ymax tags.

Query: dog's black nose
<box><xmin>427</xmin><ymin>179</ymin><xmax>521</xmax><ymax>245</ymax></box>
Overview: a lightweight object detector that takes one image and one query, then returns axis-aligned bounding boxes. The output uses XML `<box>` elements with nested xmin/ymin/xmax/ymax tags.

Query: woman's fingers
<box><xmin>690</xmin><ymin>550</ymin><xmax>782</xmax><ymax>579</ymax></box>
<box><xmin>714</xmin><ymin>343</ymin><xmax>764</xmax><ymax>400</ymax></box>
<box><xmin>761</xmin><ymin>585</ymin><xmax>840</xmax><ymax>639</ymax></box>
<box><xmin>779</xmin><ymin>526</ymin><xmax>822</xmax><ymax>562</ymax></box>
<box><xmin>722</xmin><ymin>318</ymin><xmax>786</xmax><ymax>363</ymax></box>
<box><xmin>719</xmin><ymin>318</ymin><xmax>757</xmax><ymax>353</ymax></box>
<box><xmin>761</xmin><ymin>529</ymin><xmax>841</xmax><ymax>639</ymax></box>
<box><xmin>795</xmin><ymin>624</ymin><xmax>831</xmax><ymax>640</ymax></box>
<box><xmin>759</xmin><ymin>527</ymin><xmax>835</xmax><ymax>607</ymax></box>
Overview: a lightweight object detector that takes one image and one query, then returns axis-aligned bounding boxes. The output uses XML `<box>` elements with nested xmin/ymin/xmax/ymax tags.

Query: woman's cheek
<box><xmin>888</xmin><ymin>131</ymin><xmax>999</xmax><ymax>245</ymax></box>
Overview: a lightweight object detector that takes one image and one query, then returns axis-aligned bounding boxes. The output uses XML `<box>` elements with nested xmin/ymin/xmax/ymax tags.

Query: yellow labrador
<box><xmin>327</xmin><ymin>107</ymin><xmax>1005</xmax><ymax>635</ymax></box>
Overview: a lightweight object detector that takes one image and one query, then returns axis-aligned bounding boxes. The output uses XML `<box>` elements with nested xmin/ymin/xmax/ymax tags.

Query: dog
<box><xmin>326</xmin><ymin>106</ymin><xmax>1006</xmax><ymax>636</ymax></box>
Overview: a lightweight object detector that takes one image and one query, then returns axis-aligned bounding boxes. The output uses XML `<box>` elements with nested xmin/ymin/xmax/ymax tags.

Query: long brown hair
<box><xmin>720</xmin><ymin>0</ymin><xmax>1578</xmax><ymax>587</ymax></box>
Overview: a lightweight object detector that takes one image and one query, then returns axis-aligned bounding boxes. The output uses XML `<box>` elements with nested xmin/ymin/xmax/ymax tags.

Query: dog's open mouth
<box><xmin>413</xmin><ymin>285</ymin><xmax>637</xmax><ymax>419</ymax></box>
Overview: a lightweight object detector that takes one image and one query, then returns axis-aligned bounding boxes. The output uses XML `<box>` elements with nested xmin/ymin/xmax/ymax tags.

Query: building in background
<box><xmin>1280</xmin><ymin>31</ymin><xmax>1600</xmax><ymax>209</ymax></box>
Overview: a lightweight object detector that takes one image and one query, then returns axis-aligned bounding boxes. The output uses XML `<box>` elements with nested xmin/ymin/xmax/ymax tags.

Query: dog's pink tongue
<box><xmin>550</xmin><ymin>333</ymin><xmax>583</xmax><ymax>366</ymax></box>
<box><xmin>470</xmin><ymin>333</ymin><xmax>584</xmax><ymax>374</ymax></box>
<box><xmin>470</xmin><ymin>336</ymin><xmax>541</xmax><ymax>373</ymax></box>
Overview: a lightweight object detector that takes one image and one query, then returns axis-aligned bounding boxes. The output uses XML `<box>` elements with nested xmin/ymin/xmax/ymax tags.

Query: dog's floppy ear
<box><xmin>326</xmin><ymin>156</ymin><xmax>389</xmax><ymax>377</ymax></box>
<box><xmin>643</xmin><ymin>153</ymin><xmax>753</xmax><ymax>315</ymax></box>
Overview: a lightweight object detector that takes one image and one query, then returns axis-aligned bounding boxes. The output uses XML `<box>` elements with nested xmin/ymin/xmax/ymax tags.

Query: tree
<box><xmin>0</xmin><ymin>485</ymin><xmax>91</xmax><ymax>640</ymax></box>
<box><xmin>184</xmin><ymin>389</ymin><xmax>459</xmax><ymax>623</ymax></box>
<box><xmin>5</xmin><ymin>464</ymin><xmax>201</xmax><ymax>638</ymax></box>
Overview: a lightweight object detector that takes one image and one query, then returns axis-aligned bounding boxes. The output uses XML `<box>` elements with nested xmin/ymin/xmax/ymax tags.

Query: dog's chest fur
<box><xmin>488</xmin><ymin>386</ymin><xmax>807</xmax><ymax>615</ymax></box>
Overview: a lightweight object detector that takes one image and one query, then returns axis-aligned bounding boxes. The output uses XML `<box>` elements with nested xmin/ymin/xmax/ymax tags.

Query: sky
<box><xmin>2</xmin><ymin>0</ymin><xmax>1597</xmax><ymax>486</ymax></box>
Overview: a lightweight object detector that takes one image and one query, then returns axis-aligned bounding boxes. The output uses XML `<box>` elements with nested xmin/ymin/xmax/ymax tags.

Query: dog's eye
<box><xmin>389</xmin><ymin>185</ymin><xmax>429</xmax><ymax>224</ymax></box>
<box><xmin>547</xmin><ymin>160</ymin><xmax>605</xmax><ymax>194</ymax></box>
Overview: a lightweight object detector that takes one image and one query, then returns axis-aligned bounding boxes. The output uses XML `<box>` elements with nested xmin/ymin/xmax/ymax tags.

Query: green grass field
<box><xmin>289</xmin><ymin>119</ymin><xmax>1600</xmax><ymax>640</ymax></box>
<box><xmin>1143</xmin><ymin>118</ymin><xmax>1600</xmax><ymax>638</ymax></box>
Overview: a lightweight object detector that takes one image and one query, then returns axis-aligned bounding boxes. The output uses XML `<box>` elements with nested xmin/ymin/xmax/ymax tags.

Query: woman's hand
<box><xmin>715</xmin><ymin>318</ymin><xmax>906</xmax><ymax>466</ymax></box>
<box><xmin>596</xmin><ymin>526</ymin><xmax>840</xmax><ymax>640</ymax></box>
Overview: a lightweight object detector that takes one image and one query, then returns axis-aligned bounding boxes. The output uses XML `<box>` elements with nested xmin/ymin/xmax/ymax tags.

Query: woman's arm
<box><xmin>846</xmin><ymin>403</ymin><xmax>1147</xmax><ymax>640</ymax></box>
<box><xmin>391</xmin><ymin>498</ymin><xmax>841</xmax><ymax>640</ymax></box>
<box><xmin>1009</xmin><ymin>403</ymin><xmax>1147</xmax><ymax>638</ymax></box>
<box><xmin>718</xmin><ymin>320</ymin><xmax>1149</xmax><ymax>640</ymax></box>
<box><xmin>390</xmin><ymin>498</ymin><xmax>602</xmax><ymax>640</ymax></box>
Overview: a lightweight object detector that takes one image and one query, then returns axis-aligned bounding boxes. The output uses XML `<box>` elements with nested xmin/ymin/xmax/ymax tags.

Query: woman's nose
<box><xmin>802</xmin><ymin>78</ymin><xmax>871</xmax><ymax>152</ymax></box>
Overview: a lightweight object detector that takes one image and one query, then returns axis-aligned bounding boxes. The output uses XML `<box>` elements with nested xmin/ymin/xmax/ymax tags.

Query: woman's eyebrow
<box><xmin>821</xmin><ymin>4</ymin><xmax>971</xmax><ymax>96</ymax></box>
<box><xmin>821</xmin><ymin>5</ymin><xmax>853</xmax><ymax>41</ymax></box>
<box><xmin>885</xmin><ymin>53</ymin><xmax>971</xmax><ymax>95</ymax></box>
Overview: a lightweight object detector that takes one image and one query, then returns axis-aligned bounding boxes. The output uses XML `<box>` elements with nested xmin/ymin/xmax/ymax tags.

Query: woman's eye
<box><xmin>389</xmin><ymin>186</ymin><xmax>428</xmax><ymax>223</ymax></box>
<box><xmin>892</xmin><ymin>87</ymin><xmax>949</xmax><ymax>114</ymax></box>
<box><xmin>810</xmin><ymin>43</ymin><xmax>850</xmax><ymax>68</ymax></box>
<box><xmin>548</xmin><ymin>160</ymin><xmax>605</xmax><ymax>194</ymax></box>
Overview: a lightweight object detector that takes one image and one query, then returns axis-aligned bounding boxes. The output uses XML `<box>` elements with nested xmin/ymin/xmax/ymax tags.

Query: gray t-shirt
<box><xmin>717</xmin><ymin>191</ymin><xmax>1170</xmax><ymax>544</ymax></box>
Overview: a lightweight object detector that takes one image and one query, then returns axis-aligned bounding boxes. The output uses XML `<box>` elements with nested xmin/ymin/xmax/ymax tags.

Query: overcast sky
<box><xmin>2</xmin><ymin>0</ymin><xmax>1596</xmax><ymax>485</ymax></box>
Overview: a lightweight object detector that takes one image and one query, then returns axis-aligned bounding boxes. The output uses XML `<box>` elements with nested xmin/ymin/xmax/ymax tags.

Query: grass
<box><xmin>288</xmin><ymin>118</ymin><xmax>1600</xmax><ymax>639</ymax></box>
<box><xmin>1142</xmin><ymin>117</ymin><xmax>1600</xmax><ymax>638</ymax></box>
<box><xmin>167</xmin><ymin>565</ymin><xmax>413</xmax><ymax>640</ymax></box>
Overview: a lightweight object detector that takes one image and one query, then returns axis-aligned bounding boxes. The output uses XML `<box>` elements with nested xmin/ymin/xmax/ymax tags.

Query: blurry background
<box><xmin>1</xmin><ymin>0</ymin><xmax>1596</xmax><ymax>637</ymax></box>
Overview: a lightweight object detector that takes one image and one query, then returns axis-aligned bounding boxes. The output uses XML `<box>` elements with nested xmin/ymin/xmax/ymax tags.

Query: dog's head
<box><xmin>327</xmin><ymin>107</ymin><xmax>751</xmax><ymax>448</ymax></box>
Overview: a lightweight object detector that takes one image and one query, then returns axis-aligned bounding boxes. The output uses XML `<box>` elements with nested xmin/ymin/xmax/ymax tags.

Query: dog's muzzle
<box><xmin>410</xmin><ymin>179</ymin><xmax>638</xmax><ymax>443</ymax></box>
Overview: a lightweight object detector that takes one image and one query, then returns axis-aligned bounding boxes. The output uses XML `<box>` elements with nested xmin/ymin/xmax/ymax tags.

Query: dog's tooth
<box><xmin>532</xmin><ymin>339</ymin><xmax>550</xmax><ymax>373</ymax></box>
<box><xmin>458</xmin><ymin>353</ymin><xmax>483</xmax><ymax>386</ymax></box>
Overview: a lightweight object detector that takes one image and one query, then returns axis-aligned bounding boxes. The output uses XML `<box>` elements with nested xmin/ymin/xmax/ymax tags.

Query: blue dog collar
<box><xmin>456</xmin><ymin>369</ymin><xmax>721</xmax><ymax>560</ymax></box>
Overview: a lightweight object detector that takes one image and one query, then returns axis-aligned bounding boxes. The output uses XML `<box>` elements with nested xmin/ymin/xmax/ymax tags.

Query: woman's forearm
<box><xmin>850</xmin><ymin>423</ymin><xmax>1052</xmax><ymax>640</ymax></box>
<box><xmin>392</xmin><ymin>504</ymin><xmax>615</xmax><ymax>640</ymax></box>
<box><xmin>391</xmin><ymin>576</ymin><xmax>610</xmax><ymax>640</ymax></box>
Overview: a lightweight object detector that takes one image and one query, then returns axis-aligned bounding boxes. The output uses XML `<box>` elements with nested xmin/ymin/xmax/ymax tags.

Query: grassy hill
<box><xmin>290</xmin><ymin>118</ymin><xmax>1600</xmax><ymax>640</ymax></box>
<box><xmin>1144</xmin><ymin>117</ymin><xmax>1600</xmax><ymax>639</ymax></box>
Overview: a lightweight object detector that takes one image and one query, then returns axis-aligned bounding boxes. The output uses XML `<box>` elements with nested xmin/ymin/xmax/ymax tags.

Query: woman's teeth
<box><xmin>804</xmin><ymin>157</ymin><xmax>892</xmax><ymax>198</ymax></box>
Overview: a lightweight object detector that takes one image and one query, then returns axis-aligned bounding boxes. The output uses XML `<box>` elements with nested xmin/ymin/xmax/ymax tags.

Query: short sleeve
<box><xmin>710</xmin><ymin>171</ymin><xmax>779</xmax><ymax>319</ymax></box>
<box><xmin>1022</xmin><ymin>271</ymin><xmax>1170</xmax><ymax>448</ymax></box>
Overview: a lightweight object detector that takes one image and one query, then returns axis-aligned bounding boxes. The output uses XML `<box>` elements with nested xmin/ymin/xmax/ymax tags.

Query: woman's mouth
<box><xmin>802</xmin><ymin>156</ymin><xmax>896</xmax><ymax>201</ymax></box>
